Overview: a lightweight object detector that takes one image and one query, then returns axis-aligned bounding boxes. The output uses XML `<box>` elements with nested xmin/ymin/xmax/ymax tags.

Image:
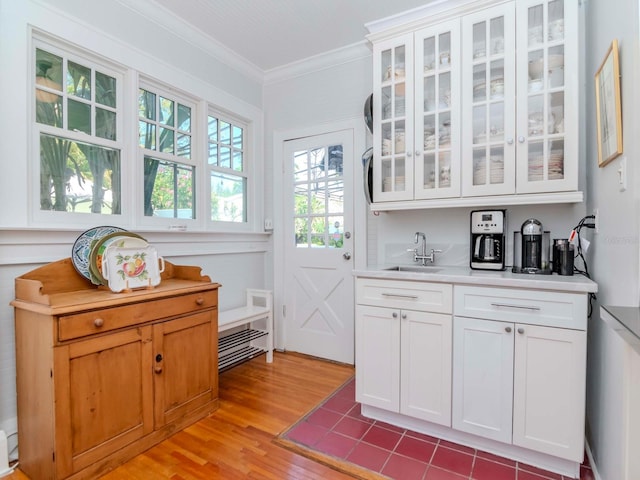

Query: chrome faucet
<box><xmin>408</xmin><ymin>232</ymin><xmax>441</xmax><ymax>266</ymax></box>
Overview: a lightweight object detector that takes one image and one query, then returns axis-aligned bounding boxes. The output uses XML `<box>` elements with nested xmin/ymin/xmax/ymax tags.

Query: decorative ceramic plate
<box><xmin>71</xmin><ymin>226</ymin><xmax>126</xmax><ymax>281</ymax></box>
<box><xmin>101</xmin><ymin>245</ymin><xmax>164</xmax><ymax>293</ymax></box>
<box><xmin>89</xmin><ymin>232</ymin><xmax>148</xmax><ymax>285</ymax></box>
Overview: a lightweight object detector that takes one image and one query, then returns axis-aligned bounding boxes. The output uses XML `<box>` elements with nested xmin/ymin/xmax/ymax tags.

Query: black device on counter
<box><xmin>470</xmin><ymin>209</ymin><xmax>506</xmax><ymax>271</ymax></box>
<box><xmin>512</xmin><ymin>218</ymin><xmax>552</xmax><ymax>274</ymax></box>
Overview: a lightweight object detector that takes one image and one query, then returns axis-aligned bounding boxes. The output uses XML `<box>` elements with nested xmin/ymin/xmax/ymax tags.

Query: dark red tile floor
<box><xmin>283</xmin><ymin>378</ymin><xmax>594</xmax><ymax>480</ymax></box>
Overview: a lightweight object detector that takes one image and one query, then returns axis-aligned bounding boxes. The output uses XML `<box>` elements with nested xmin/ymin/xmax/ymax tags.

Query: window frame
<box><xmin>136</xmin><ymin>77</ymin><xmax>201</xmax><ymax>230</ymax></box>
<box><xmin>31</xmin><ymin>33</ymin><xmax>128</xmax><ymax>228</ymax></box>
<box><xmin>206</xmin><ymin>107</ymin><xmax>253</xmax><ymax>232</ymax></box>
<box><xmin>28</xmin><ymin>32</ymin><xmax>261</xmax><ymax>233</ymax></box>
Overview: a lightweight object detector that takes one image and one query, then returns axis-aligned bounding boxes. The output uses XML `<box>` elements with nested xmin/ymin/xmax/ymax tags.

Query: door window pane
<box><xmin>293</xmin><ymin>144</ymin><xmax>344</xmax><ymax>248</ymax></box>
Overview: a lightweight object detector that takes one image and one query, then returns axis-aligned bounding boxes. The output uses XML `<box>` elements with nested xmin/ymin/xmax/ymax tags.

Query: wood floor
<box><xmin>7</xmin><ymin>352</ymin><xmax>356</xmax><ymax>479</ymax></box>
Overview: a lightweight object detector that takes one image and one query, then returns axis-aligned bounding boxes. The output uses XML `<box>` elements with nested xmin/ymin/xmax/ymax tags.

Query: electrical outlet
<box><xmin>618</xmin><ymin>156</ymin><xmax>627</xmax><ymax>191</ymax></box>
<box><xmin>594</xmin><ymin>208</ymin><xmax>599</xmax><ymax>234</ymax></box>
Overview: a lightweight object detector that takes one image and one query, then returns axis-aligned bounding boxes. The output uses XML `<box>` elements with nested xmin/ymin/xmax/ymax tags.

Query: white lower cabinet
<box><xmin>356</xmin><ymin>278</ymin><xmax>452</xmax><ymax>426</ymax></box>
<box><xmin>452</xmin><ymin>285</ymin><xmax>587</xmax><ymax>462</ymax></box>
<box><xmin>452</xmin><ymin>316</ymin><xmax>514</xmax><ymax>443</ymax></box>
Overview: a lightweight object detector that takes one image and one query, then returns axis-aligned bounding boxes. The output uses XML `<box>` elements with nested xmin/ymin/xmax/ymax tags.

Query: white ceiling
<box><xmin>149</xmin><ymin>0</ymin><xmax>437</xmax><ymax>71</ymax></box>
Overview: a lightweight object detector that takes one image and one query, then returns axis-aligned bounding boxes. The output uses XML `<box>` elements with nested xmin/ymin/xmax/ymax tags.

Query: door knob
<box><xmin>343</xmin><ymin>252</ymin><xmax>351</xmax><ymax>260</ymax></box>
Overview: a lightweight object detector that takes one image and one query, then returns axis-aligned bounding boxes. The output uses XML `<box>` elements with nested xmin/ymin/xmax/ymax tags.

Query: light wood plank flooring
<box><xmin>7</xmin><ymin>352</ymin><xmax>356</xmax><ymax>479</ymax></box>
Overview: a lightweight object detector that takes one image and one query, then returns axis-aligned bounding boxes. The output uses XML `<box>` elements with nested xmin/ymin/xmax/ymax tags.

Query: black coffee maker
<box><xmin>512</xmin><ymin>218</ymin><xmax>551</xmax><ymax>274</ymax></box>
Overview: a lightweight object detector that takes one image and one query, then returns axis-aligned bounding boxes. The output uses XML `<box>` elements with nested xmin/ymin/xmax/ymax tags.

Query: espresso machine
<box><xmin>470</xmin><ymin>210</ymin><xmax>506</xmax><ymax>270</ymax></box>
<box><xmin>512</xmin><ymin>218</ymin><xmax>551</xmax><ymax>274</ymax></box>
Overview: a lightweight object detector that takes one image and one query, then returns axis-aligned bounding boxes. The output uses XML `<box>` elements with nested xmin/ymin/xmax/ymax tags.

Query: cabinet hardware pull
<box><xmin>196</xmin><ymin>297</ymin><xmax>205</xmax><ymax>305</ymax></box>
<box><xmin>518</xmin><ymin>327</ymin><xmax>525</xmax><ymax>334</ymax></box>
<box><xmin>154</xmin><ymin>366</ymin><xmax>163</xmax><ymax>374</ymax></box>
<box><xmin>94</xmin><ymin>318</ymin><xmax>104</xmax><ymax>327</ymax></box>
<box><xmin>381</xmin><ymin>293</ymin><xmax>419</xmax><ymax>300</ymax></box>
<box><xmin>505</xmin><ymin>326</ymin><xmax>512</xmax><ymax>333</ymax></box>
<box><xmin>392</xmin><ymin>312</ymin><xmax>398</xmax><ymax>318</ymax></box>
<box><xmin>402</xmin><ymin>313</ymin><xmax>407</xmax><ymax>319</ymax></box>
<box><xmin>490</xmin><ymin>302</ymin><xmax>540</xmax><ymax>311</ymax></box>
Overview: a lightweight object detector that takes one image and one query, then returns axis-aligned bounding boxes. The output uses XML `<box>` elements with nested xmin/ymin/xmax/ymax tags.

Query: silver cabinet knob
<box><xmin>505</xmin><ymin>326</ymin><xmax>512</xmax><ymax>333</ymax></box>
<box><xmin>518</xmin><ymin>136</ymin><xmax>525</xmax><ymax>143</ymax></box>
<box><xmin>415</xmin><ymin>150</ymin><xmax>421</xmax><ymax>157</ymax></box>
<box><xmin>401</xmin><ymin>313</ymin><xmax>407</xmax><ymax>319</ymax></box>
<box><xmin>406</xmin><ymin>151</ymin><xmax>412</xmax><ymax>158</ymax></box>
<box><xmin>506</xmin><ymin>138</ymin><xmax>514</xmax><ymax>145</ymax></box>
<box><xmin>343</xmin><ymin>252</ymin><xmax>351</xmax><ymax>260</ymax></box>
<box><xmin>392</xmin><ymin>312</ymin><xmax>398</xmax><ymax>318</ymax></box>
<box><xmin>518</xmin><ymin>327</ymin><xmax>525</xmax><ymax>334</ymax></box>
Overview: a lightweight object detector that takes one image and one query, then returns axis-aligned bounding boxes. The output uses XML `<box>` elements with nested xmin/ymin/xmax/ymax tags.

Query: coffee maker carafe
<box><xmin>470</xmin><ymin>210</ymin><xmax>506</xmax><ymax>271</ymax></box>
<box><xmin>512</xmin><ymin>218</ymin><xmax>551</xmax><ymax>274</ymax></box>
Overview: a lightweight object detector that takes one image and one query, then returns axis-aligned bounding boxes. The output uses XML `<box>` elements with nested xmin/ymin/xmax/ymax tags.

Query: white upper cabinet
<box><xmin>461</xmin><ymin>3</ymin><xmax>517</xmax><ymax>196</ymax></box>
<box><xmin>367</xmin><ymin>0</ymin><xmax>581</xmax><ymax>210</ymax></box>
<box><xmin>515</xmin><ymin>0</ymin><xmax>578</xmax><ymax>193</ymax></box>
<box><xmin>414</xmin><ymin>21</ymin><xmax>462</xmax><ymax>200</ymax></box>
<box><xmin>373</xmin><ymin>33</ymin><xmax>415</xmax><ymax>202</ymax></box>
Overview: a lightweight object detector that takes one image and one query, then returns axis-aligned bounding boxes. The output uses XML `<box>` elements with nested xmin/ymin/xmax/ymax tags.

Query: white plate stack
<box><xmin>549</xmin><ymin>151</ymin><xmax>564</xmax><ymax>179</ymax></box>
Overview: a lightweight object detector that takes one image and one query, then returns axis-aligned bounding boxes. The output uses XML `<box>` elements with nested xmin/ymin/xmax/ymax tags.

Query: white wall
<box><xmin>583</xmin><ymin>0</ymin><xmax>640</xmax><ymax>477</ymax></box>
<box><xmin>0</xmin><ymin>0</ymin><xmax>271</xmax><ymax>447</ymax></box>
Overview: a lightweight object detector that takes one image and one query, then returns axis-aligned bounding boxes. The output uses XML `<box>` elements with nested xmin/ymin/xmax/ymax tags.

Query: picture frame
<box><xmin>595</xmin><ymin>39</ymin><xmax>623</xmax><ymax>167</ymax></box>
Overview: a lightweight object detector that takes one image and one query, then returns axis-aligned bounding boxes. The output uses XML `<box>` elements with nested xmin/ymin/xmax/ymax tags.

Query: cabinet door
<box><xmin>513</xmin><ymin>324</ymin><xmax>586</xmax><ymax>461</ymax></box>
<box><xmin>153</xmin><ymin>311</ymin><xmax>218</xmax><ymax>427</ymax></box>
<box><xmin>414</xmin><ymin>19</ymin><xmax>461</xmax><ymax>200</ymax></box>
<box><xmin>401</xmin><ymin>310</ymin><xmax>452</xmax><ymax>425</ymax></box>
<box><xmin>53</xmin><ymin>326</ymin><xmax>154</xmax><ymax>478</ymax></box>
<box><xmin>516</xmin><ymin>0</ymin><xmax>578</xmax><ymax>193</ymax></box>
<box><xmin>452</xmin><ymin>316</ymin><xmax>514</xmax><ymax>443</ymax></box>
<box><xmin>373</xmin><ymin>33</ymin><xmax>414</xmax><ymax>202</ymax></box>
<box><xmin>355</xmin><ymin>305</ymin><xmax>400</xmax><ymax>411</ymax></box>
<box><xmin>461</xmin><ymin>3</ymin><xmax>516</xmax><ymax>197</ymax></box>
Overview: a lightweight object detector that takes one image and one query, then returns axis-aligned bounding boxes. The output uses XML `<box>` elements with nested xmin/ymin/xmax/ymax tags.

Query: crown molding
<box><xmin>264</xmin><ymin>40</ymin><xmax>372</xmax><ymax>85</ymax></box>
<box><xmin>114</xmin><ymin>0</ymin><xmax>265</xmax><ymax>84</ymax></box>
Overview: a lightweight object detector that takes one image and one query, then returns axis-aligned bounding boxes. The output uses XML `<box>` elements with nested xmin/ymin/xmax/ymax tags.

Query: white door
<box><xmin>282</xmin><ymin>129</ymin><xmax>354</xmax><ymax>364</ymax></box>
<box><xmin>452</xmin><ymin>316</ymin><xmax>514</xmax><ymax>443</ymax></box>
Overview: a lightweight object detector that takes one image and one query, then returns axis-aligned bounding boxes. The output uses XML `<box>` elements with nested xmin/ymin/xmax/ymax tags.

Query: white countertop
<box><xmin>354</xmin><ymin>264</ymin><xmax>598</xmax><ymax>294</ymax></box>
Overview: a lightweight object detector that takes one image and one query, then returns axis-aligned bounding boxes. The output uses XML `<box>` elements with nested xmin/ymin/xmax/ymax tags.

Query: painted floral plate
<box><xmin>101</xmin><ymin>244</ymin><xmax>164</xmax><ymax>293</ymax></box>
<box><xmin>89</xmin><ymin>232</ymin><xmax>147</xmax><ymax>285</ymax></box>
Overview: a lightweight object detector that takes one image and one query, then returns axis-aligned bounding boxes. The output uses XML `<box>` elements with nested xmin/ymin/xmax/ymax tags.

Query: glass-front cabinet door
<box><xmin>414</xmin><ymin>20</ymin><xmax>460</xmax><ymax>199</ymax></box>
<box><xmin>516</xmin><ymin>0</ymin><xmax>578</xmax><ymax>193</ymax></box>
<box><xmin>373</xmin><ymin>33</ymin><xmax>414</xmax><ymax>202</ymax></box>
<box><xmin>462</xmin><ymin>3</ymin><xmax>516</xmax><ymax>197</ymax></box>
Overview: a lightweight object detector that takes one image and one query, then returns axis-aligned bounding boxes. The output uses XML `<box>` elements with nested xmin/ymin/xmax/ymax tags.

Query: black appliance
<box><xmin>362</xmin><ymin>147</ymin><xmax>373</xmax><ymax>204</ymax></box>
<box><xmin>470</xmin><ymin>210</ymin><xmax>506</xmax><ymax>270</ymax></box>
<box><xmin>512</xmin><ymin>218</ymin><xmax>551</xmax><ymax>274</ymax></box>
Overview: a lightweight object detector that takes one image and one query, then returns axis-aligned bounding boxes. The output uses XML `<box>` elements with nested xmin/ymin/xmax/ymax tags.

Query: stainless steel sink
<box><xmin>384</xmin><ymin>265</ymin><xmax>442</xmax><ymax>273</ymax></box>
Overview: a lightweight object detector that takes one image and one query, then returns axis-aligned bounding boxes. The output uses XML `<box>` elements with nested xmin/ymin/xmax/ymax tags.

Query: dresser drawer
<box><xmin>454</xmin><ymin>285</ymin><xmax>586</xmax><ymax>330</ymax></box>
<box><xmin>58</xmin><ymin>290</ymin><xmax>218</xmax><ymax>341</ymax></box>
<box><xmin>356</xmin><ymin>277</ymin><xmax>452</xmax><ymax>314</ymax></box>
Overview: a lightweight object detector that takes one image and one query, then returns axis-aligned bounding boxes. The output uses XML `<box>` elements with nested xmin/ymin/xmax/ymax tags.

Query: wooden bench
<box><xmin>218</xmin><ymin>289</ymin><xmax>273</xmax><ymax>371</ymax></box>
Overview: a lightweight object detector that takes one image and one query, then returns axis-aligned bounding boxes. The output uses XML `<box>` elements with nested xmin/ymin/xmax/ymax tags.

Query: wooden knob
<box><xmin>154</xmin><ymin>366</ymin><xmax>163</xmax><ymax>374</ymax></box>
<box><xmin>94</xmin><ymin>318</ymin><xmax>104</xmax><ymax>328</ymax></box>
<box><xmin>195</xmin><ymin>297</ymin><xmax>205</xmax><ymax>305</ymax></box>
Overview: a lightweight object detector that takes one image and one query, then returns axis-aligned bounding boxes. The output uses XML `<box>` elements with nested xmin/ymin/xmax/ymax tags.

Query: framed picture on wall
<box><xmin>595</xmin><ymin>39</ymin><xmax>623</xmax><ymax>167</ymax></box>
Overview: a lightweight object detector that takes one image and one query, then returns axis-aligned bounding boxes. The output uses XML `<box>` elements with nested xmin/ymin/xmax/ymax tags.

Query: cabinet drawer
<box><xmin>356</xmin><ymin>278</ymin><xmax>452</xmax><ymax>314</ymax></box>
<box><xmin>58</xmin><ymin>290</ymin><xmax>218</xmax><ymax>341</ymax></box>
<box><xmin>454</xmin><ymin>285</ymin><xmax>586</xmax><ymax>330</ymax></box>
